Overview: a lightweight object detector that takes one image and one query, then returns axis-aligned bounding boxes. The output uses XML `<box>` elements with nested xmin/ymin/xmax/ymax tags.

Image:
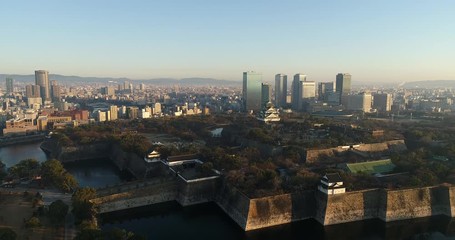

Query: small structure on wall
<box><xmin>318</xmin><ymin>173</ymin><xmax>346</xmax><ymax>195</ymax></box>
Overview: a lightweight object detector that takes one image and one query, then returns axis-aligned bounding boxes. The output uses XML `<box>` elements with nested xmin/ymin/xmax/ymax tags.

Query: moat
<box><xmin>3</xmin><ymin>143</ymin><xmax>455</xmax><ymax>239</ymax></box>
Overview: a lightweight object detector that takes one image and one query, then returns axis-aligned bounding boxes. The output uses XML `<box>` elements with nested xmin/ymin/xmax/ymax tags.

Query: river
<box><xmin>2</xmin><ymin>143</ymin><xmax>455</xmax><ymax>239</ymax></box>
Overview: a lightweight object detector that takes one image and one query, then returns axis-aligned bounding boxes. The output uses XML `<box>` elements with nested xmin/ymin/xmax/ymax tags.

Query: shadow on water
<box><xmin>100</xmin><ymin>202</ymin><xmax>455</xmax><ymax>240</ymax></box>
<box><xmin>64</xmin><ymin>158</ymin><xmax>134</xmax><ymax>188</ymax></box>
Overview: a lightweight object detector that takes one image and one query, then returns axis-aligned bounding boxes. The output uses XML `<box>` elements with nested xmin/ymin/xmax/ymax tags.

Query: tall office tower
<box><xmin>123</xmin><ymin>81</ymin><xmax>130</xmax><ymax>90</ymax></box>
<box><xmin>139</xmin><ymin>83</ymin><xmax>145</xmax><ymax>91</ymax></box>
<box><xmin>50</xmin><ymin>81</ymin><xmax>60</xmax><ymax>101</ymax></box>
<box><xmin>373</xmin><ymin>93</ymin><xmax>392</xmax><ymax>112</ymax></box>
<box><xmin>35</xmin><ymin>70</ymin><xmax>50</xmax><ymax>101</ymax></box>
<box><xmin>336</xmin><ymin>73</ymin><xmax>351</xmax><ymax>104</ymax></box>
<box><xmin>261</xmin><ymin>83</ymin><xmax>272</xmax><ymax>107</ymax></box>
<box><xmin>127</xmin><ymin>106</ymin><xmax>139</xmax><ymax>119</ymax></box>
<box><xmin>242</xmin><ymin>71</ymin><xmax>262</xmax><ymax>113</ymax></box>
<box><xmin>291</xmin><ymin>73</ymin><xmax>306</xmax><ymax>110</ymax></box>
<box><xmin>347</xmin><ymin>92</ymin><xmax>372</xmax><ymax>112</ymax></box>
<box><xmin>301</xmin><ymin>81</ymin><xmax>316</xmax><ymax>99</ymax></box>
<box><xmin>318</xmin><ymin>82</ymin><xmax>335</xmax><ymax>100</ymax></box>
<box><xmin>5</xmin><ymin>77</ymin><xmax>14</xmax><ymax>94</ymax></box>
<box><xmin>274</xmin><ymin>74</ymin><xmax>287</xmax><ymax>108</ymax></box>
<box><xmin>109</xmin><ymin>105</ymin><xmax>118</xmax><ymax>120</ymax></box>
<box><xmin>26</xmin><ymin>84</ymin><xmax>41</xmax><ymax>98</ymax></box>
<box><xmin>154</xmin><ymin>102</ymin><xmax>162</xmax><ymax>114</ymax></box>
<box><xmin>25</xmin><ymin>85</ymin><xmax>33</xmax><ymax>98</ymax></box>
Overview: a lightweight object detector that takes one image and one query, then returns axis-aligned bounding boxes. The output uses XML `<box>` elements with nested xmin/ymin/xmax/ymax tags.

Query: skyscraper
<box><xmin>347</xmin><ymin>92</ymin><xmax>372</xmax><ymax>112</ymax></box>
<box><xmin>26</xmin><ymin>84</ymin><xmax>41</xmax><ymax>98</ymax></box>
<box><xmin>301</xmin><ymin>81</ymin><xmax>316</xmax><ymax>99</ymax></box>
<box><xmin>242</xmin><ymin>71</ymin><xmax>262</xmax><ymax>113</ymax></box>
<box><xmin>5</xmin><ymin>77</ymin><xmax>14</xmax><ymax>94</ymax></box>
<box><xmin>261</xmin><ymin>83</ymin><xmax>272</xmax><ymax>107</ymax></box>
<box><xmin>274</xmin><ymin>74</ymin><xmax>287</xmax><ymax>108</ymax></box>
<box><xmin>291</xmin><ymin>73</ymin><xmax>306</xmax><ymax>110</ymax></box>
<box><xmin>318</xmin><ymin>82</ymin><xmax>335</xmax><ymax>101</ymax></box>
<box><xmin>35</xmin><ymin>70</ymin><xmax>50</xmax><ymax>101</ymax></box>
<box><xmin>50</xmin><ymin>80</ymin><xmax>61</xmax><ymax>101</ymax></box>
<box><xmin>336</xmin><ymin>73</ymin><xmax>351</xmax><ymax>104</ymax></box>
<box><xmin>373</xmin><ymin>93</ymin><xmax>392</xmax><ymax>112</ymax></box>
<box><xmin>109</xmin><ymin>105</ymin><xmax>118</xmax><ymax>120</ymax></box>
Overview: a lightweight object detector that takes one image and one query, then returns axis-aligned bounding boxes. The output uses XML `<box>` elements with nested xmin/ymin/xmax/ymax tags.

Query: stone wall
<box><xmin>315</xmin><ymin>189</ymin><xmax>383</xmax><ymax>225</ymax></box>
<box><xmin>216</xmin><ymin>187</ymin><xmax>316</xmax><ymax>231</ymax></box>
<box><xmin>215</xmin><ymin>185</ymin><xmax>251</xmax><ymax>230</ymax></box>
<box><xmin>92</xmin><ymin>179</ymin><xmax>178</xmax><ymax>213</ymax></box>
<box><xmin>245</xmin><ymin>194</ymin><xmax>293</xmax><ymax>230</ymax></box>
<box><xmin>109</xmin><ymin>143</ymin><xmax>146</xmax><ymax>178</ymax></box>
<box><xmin>305</xmin><ymin>140</ymin><xmax>407</xmax><ymax>163</ymax></box>
<box><xmin>176</xmin><ymin>177</ymin><xmax>220</xmax><ymax>206</ymax></box>
<box><xmin>317</xmin><ymin>185</ymin><xmax>455</xmax><ymax>226</ymax></box>
<box><xmin>59</xmin><ymin>142</ymin><xmax>111</xmax><ymax>162</ymax></box>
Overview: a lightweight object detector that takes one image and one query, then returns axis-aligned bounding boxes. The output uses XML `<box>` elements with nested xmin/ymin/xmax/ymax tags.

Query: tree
<box><xmin>0</xmin><ymin>160</ymin><xmax>6</xmax><ymax>181</ymax></box>
<box><xmin>59</xmin><ymin>173</ymin><xmax>78</xmax><ymax>192</ymax></box>
<box><xmin>0</xmin><ymin>227</ymin><xmax>17</xmax><ymax>240</ymax></box>
<box><xmin>25</xmin><ymin>217</ymin><xmax>41</xmax><ymax>228</ymax></box>
<box><xmin>41</xmin><ymin>159</ymin><xmax>78</xmax><ymax>192</ymax></box>
<box><xmin>8</xmin><ymin>159</ymin><xmax>40</xmax><ymax>178</ymax></box>
<box><xmin>41</xmin><ymin>159</ymin><xmax>65</xmax><ymax>184</ymax></box>
<box><xmin>72</xmin><ymin>187</ymin><xmax>97</xmax><ymax>222</ymax></box>
<box><xmin>48</xmin><ymin>200</ymin><xmax>69</xmax><ymax>224</ymax></box>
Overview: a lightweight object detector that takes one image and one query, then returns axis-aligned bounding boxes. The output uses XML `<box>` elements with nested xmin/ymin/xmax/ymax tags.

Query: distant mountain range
<box><xmin>0</xmin><ymin>74</ymin><xmax>241</xmax><ymax>86</ymax></box>
<box><xmin>401</xmin><ymin>80</ymin><xmax>455</xmax><ymax>89</ymax></box>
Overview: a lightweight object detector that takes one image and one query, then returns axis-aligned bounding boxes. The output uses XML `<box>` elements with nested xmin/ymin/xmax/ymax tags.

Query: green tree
<box><xmin>0</xmin><ymin>227</ymin><xmax>17</xmax><ymax>240</ymax></box>
<box><xmin>41</xmin><ymin>159</ymin><xmax>78</xmax><ymax>192</ymax></box>
<box><xmin>72</xmin><ymin>187</ymin><xmax>97</xmax><ymax>222</ymax></box>
<box><xmin>8</xmin><ymin>159</ymin><xmax>40</xmax><ymax>178</ymax></box>
<box><xmin>59</xmin><ymin>173</ymin><xmax>78</xmax><ymax>192</ymax></box>
<box><xmin>48</xmin><ymin>200</ymin><xmax>69</xmax><ymax>224</ymax></box>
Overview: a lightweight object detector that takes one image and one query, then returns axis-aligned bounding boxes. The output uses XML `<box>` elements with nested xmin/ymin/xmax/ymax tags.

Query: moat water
<box><xmin>3</xmin><ymin>143</ymin><xmax>455</xmax><ymax>239</ymax></box>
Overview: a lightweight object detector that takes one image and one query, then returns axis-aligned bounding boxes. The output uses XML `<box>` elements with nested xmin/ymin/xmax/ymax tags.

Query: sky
<box><xmin>1</xmin><ymin>0</ymin><xmax>454</xmax><ymax>83</ymax></box>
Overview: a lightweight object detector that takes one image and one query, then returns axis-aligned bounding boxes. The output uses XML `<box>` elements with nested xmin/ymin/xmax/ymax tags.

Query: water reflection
<box><xmin>101</xmin><ymin>202</ymin><xmax>455</xmax><ymax>240</ymax></box>
<box><xmin>0</xmin><ymin>142</ymin><xmax>49</xmax><ymax>167</ymax></box>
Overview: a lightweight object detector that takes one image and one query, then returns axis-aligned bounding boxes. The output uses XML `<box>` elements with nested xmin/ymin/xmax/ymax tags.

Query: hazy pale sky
<box><xmin>1</xmin><ymin>0</ymin><xmax>454</xmax><ymax>83</ymax></box>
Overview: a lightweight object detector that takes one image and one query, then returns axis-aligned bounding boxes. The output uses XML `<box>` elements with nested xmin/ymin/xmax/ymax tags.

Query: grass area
<box><xmin>0</xmin><ymin>191</ymin><xmax>64</xmax><ymax>240</ymax></box>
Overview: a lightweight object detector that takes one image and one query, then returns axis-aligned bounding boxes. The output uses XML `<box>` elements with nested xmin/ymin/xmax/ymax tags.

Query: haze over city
<box><xmin>2</xmin><ymin>0</ymin><xmax>454</xmax><ymax>83</ymax></box>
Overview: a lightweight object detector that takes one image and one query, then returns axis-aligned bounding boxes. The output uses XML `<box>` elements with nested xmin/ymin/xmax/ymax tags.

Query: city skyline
<box><xmin>1</xmin><ymin>1</ymin><xmax>454</xmax><ymax>82</ymax></box>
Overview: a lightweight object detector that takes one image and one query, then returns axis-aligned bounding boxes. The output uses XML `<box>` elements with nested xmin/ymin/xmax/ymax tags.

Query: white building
<box><xmin>318</xmin><ymin>173</ymin><xmax>346</xmax><ymax>195</ymax></box>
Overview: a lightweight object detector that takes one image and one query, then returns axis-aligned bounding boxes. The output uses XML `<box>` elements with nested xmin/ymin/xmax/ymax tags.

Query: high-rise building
<box><xmin>242</xmin><ymin>71</ymin><xmax>262</xmax><ymax>113</ymax></box>
<box><xmin>274</xmin><ymin>74</ymin><xmax>287</xmax><ymax>108</ymax></box>
<box><xmin>154</xmin><ymin>102</ymin><xmax>162</xmax><ymax>115</ymax></box>
<box><xmin>26</xmin><ymin>84</ymin><xmax>41</xmax><ymax>98</ymax></box>
<box><xmin>127</xmin><ymin>106</ymin><xmax>139</xmax><ymax>119</ymax></box>
<box><xmin>318</xmin><ymin>82</ymin><xmax>335</xmax><ymax>101</ymax></box>
<box><xmin>6</xmin><ymin>77</ymin><xmax>14</xmax><ymax>94</ymax></box>
<box><xmin>51</xmin><ymin>82</ymin><xmax>60</xmax><ymax>101</ymax></box>
<box><xmin>261</xmin><ymin>83</ymin><xmax>272</xmax><ymax>107</ymax></box>
<box><xmin>336</xmin><ymin>73</ymin><xmax>351</xmax><ymax>104</ymax></box>
<box><xmin>35</xmin><ymin>70</ymin><xmax>50</xmax><ymax>101</ymax></box>
<box><xmin>373</xmin><ymin>93</ymin><xmax>392</xmax><ymax>112</ymax></box>
<box><xmin>109</xmin><ymin>105</ymin><xmax>118</xmax><ymax>120</ymax></box>
<box><xmin>301</xmin><ymin>81</ymin><xmax>316</xmax><ymax>99</ymax></box>
<box><xmin>291</xmin><ymin>73</ymin><xmax>306</xmax><ymax>110</ymax></box>
<box><xmin>347</xmin><ymin>92</ymin><xmax>372</xmax><ymax>112</ymax></box>
<box><xmin>101</xmin><ymin>86</ymin><xmax>116</xmax><ymax>96</ymax></box>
